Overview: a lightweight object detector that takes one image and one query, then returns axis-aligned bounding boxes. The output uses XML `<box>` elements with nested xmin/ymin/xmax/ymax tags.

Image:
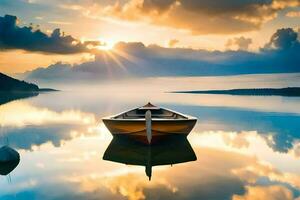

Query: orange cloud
<box><xmin>85</xmin><ymin>0</ymin><xmax>300</xmax><ymax>34</ymax></box>
<box><xmin>226</xmin><ymin>36</ymin><xmax>253</xmax><ymax>51</ymax></box>
<box><xmin>168</xmin><ymin>39</ymin><xmax>179</xmax><ymax>47</ymax></box>
<box><xmin>66</xmin><ymin>173</ymin><xmax>178</xmax><ymax>200</ymax></box>
<box><xmin>286</xmin><ymin>11</ymin><xmax>300</xmax><ymax>17</ymax></box>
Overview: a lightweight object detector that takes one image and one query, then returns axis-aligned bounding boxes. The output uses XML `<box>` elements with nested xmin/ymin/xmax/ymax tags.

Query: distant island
<box><xmin>174</xmin><ymin>87</ymin><xmax>300</xmax><ymax>97</ymax></box>
<box><xmin>0</xmin><ymin>72</ymin><xmax>39</xmax><ymax>92</ymax></box>
<box><xmin>38</xmin><ymin>88</ymin><xmax>59</xmax><ymax>92</ymax></box>
<box><xmin>0</xmin><ymin>72</ymin><xmax>57</xmax><ymax>105</ymax></box>
<box><xmin>0</xmin><ymin>72</ymin><xmax>57</xmax><ymax>92</ymax></box>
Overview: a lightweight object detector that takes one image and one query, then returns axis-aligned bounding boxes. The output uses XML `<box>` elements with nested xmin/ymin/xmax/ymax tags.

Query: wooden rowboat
<box><xmin>102</xmin><ymin>103</ymin><xmax>197</xmax><ymax>144</ymax></box>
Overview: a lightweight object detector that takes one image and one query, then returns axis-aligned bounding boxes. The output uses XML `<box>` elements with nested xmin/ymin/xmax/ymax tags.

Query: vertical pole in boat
<box><xmin>145</xmin><ymin>110</ymin><xmax>152</xmax><ymax>144</ymax></box>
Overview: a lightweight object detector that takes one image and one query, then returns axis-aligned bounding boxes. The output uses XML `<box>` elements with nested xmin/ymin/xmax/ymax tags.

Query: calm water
<box><xmin>1</xmin><ymin>75</ymin><xmax>300</xmax><ymax>200</ymax></box>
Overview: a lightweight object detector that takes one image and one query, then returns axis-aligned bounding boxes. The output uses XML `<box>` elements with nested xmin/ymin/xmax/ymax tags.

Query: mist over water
<box><xmin>36</xmin><ymin>73</ymin><xmax>300</xmax><ymax>91</ymax></box>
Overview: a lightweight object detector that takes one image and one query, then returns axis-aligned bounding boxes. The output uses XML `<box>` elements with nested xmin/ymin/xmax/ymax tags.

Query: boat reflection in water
<box><xmin>103</xmin><ymin>135</ymin><xmax>197</xmax><ymax>180</ymax></box>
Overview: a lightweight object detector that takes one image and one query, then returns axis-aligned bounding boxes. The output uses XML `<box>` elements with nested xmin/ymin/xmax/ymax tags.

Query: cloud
<box><xmin>22</xmin><ymin>27</ymin><xmax>300</xmax><ymax>84</ymax></box>
<box><xmin>98</xmin><ymin>174</ymin><xmax>178</xmax><ymax>200</ymax></box>
<box><xmin>232</xmin><ymin>185</ymin><xmax>294</xmax><ymax>200</ymax></box>
<box><xmin>48</xmin><ymin>21</ymin><xmax>72</xmax><ymax>25</ymax></box>
<box><xmin>222</xmin><ymin>132</ymin><xmax>251</xmax><ymax>149</ymax></box>
<box><xmin>168</xmin><ymin>39</ymin><xmax>179</xmax><ymax>47</ymax></box>
<box><xmin>291</xmin><ymin>143</ymin><xmax>300</xmax><ymax>158</ymax></box>
<box><xmin>0</xmin><ymin>100</ymin><xmax>98</xmax><ymax>150</ymax></box>
<box><xmin>0</xmin><ymin>14</ymin><xmax>100</xmax><ymax>54</ymax></box>
<box><xmin>264</xmin><ymin>28</ymin><xmax>299</xmax><ymax>49</ymax></box>
<box><xmin>231</xmin><ymin>154</ymin><xmax>300</xmax><ymax>190</ymax></box>
<box><xmin>286</xmin><ymin>11</ymin><xmax>300</xmax><ymax>17</ymax></box>
<box><xmin>226</xmin><ymin>36</ymin><xmax>253</xmax><ymax>50</ymax></box>
<box><xmin>141</xmin><ymin>0</ymin><xmax>176</xmax><ymax>12</ymax></box>
<box><xmin>0</xmin><ymin>100</ymin><xmax>96</xmax><ymax>127</ymax></box>
<box><xmin>95</xmin><ymin>0</ymin><xmax>300</xmax><ymax>34</ymax></box>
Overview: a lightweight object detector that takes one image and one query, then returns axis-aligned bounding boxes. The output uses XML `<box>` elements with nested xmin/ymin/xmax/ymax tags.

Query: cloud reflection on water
<box><xmin>1</xmin><ymin>128</ymin><xmax>300</xmax><ymax>199</ymax></box>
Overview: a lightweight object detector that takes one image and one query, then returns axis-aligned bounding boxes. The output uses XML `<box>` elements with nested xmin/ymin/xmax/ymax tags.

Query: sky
<box><xmin>0</xmin><ymin>0</ymin><xmax>300</xmax><ymax>79</ymax></box>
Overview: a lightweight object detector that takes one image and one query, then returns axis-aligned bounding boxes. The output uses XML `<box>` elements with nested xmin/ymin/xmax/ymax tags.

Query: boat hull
<box><xmin>103</xmin><ymin>119</ymin><xmax>197</xmax><ymax>144</ymax></box>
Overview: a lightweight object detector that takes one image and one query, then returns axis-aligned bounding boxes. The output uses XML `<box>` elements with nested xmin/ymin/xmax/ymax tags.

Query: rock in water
<box><xmin>0</xmin><ymin>146</ymin><xmax>20</xmax><ymax>162</ymax></box>
<box><xmin>0</xmin><ymin>146</ymin><xmax>20</xmax><ymax>175</ymax></box>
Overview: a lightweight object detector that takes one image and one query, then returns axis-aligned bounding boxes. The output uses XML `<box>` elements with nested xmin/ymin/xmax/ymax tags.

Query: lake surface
<box><xmin>1</xmin><ymin>74</ymin><xmax>300</xmax><ymax>200</ymax></box>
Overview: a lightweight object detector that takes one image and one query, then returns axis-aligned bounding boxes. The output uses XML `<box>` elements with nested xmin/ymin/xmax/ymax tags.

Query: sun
<box><xmin>97</xmin><ymin>38</ymin><xmax>115</xmax><ymax>51</ymax></box>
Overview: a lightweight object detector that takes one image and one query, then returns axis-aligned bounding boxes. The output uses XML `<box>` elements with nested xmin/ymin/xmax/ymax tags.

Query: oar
<box><xmin>145</xmin><ymin>110</ymin><xmax>152</xmax><ymax>144</ymax></box>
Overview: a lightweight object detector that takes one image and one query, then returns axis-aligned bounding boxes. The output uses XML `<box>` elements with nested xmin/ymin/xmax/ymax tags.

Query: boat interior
<box><xmin>114</xmin><ymin>108</ymin><xmax>187</xmax><ymax>119</ymax></box>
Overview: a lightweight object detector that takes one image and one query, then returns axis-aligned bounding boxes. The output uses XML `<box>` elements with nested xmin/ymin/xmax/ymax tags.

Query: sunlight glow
<box><xmin>97</xmin><ymin>38</ymin><xmax>115</xmax><ymax>51</ymax></box>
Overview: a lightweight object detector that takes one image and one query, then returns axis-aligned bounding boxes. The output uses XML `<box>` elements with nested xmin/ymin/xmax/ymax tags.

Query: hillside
<box><xmin>0</xmin><ymin>72</ymin><xmax>39</xmax><ymax>92</ymax></box>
